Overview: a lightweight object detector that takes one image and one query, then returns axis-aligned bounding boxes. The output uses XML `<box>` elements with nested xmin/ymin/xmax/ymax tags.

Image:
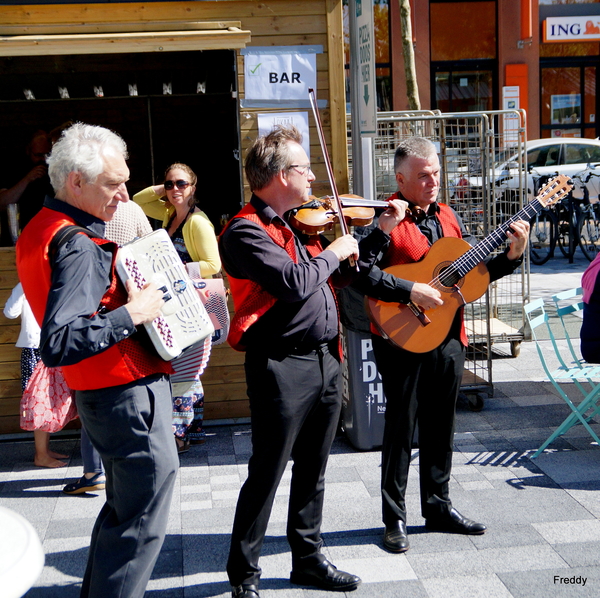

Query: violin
<box><xmin>288</xmin><ymin>194</ymin><xmax>393</xmax><ymax>235</ymax></box>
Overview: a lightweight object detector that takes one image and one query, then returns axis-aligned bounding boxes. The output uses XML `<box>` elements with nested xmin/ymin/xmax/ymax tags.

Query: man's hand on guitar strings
<box><xmin>409</xmin><ymin>282</ymin><xmax>444</xmax><ymax>311</ymax></box>
<box><xmin>378</xmin><ymin>199</ymin><xmax>408</xmax><ymax>235</ymax></box>
<box><xmin>505</xmin><ymin>219</ymin><xmax>530</xmax><ymax>261</ymax></box>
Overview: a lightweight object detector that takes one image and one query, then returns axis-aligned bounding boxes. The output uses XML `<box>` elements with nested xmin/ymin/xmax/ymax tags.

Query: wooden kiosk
<box><xmin>0</xmin><ymin>1</ymin><xmax>348</xmax><ymax>434</ymax></box>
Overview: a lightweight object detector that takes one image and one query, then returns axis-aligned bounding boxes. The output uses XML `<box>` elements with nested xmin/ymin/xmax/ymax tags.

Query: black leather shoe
<box><xmin>425</xmin><ymin>507</ymin><xmax>486</xmax><ymax>535</ymax></box>
<box><xmin>231</xmin><ymin>583</ymin><xmax>259</xmax><ymax>598</ymax></box>
<box><xmin>290</xmin><ymin>559</ymin><xmax>361</xmax><ymax>591</ymax></box>
<box><xmin>383</xmin><ymin>520</ymin><xmax>410</xmax><ymax>553</ymax></box>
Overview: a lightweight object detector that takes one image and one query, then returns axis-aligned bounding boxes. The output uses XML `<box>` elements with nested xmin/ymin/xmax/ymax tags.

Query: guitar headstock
<box><xmin>537</xmin><ymin>174</ymin><xmax>573</xmax><ymax>208</ymax></box>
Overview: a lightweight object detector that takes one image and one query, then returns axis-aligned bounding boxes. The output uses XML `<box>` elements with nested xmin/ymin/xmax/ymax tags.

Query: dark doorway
<box><xmin>0</xmin><ymin>50</ymin><xmax>243</xmax><ymax>233</ymax></box>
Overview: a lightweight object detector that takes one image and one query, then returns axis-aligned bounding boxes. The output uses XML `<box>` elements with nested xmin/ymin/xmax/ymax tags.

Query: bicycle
<box><xmin>530</xmin><ymin>165</ymin><xmax>600</xmax><ymax>264</ymax></box>
<box><xmin>529</xmin><ymin>173</ymin><xmax>559</xmax><ymax>265</ymax></box>
<box><xmin>555</xmin><ymin>195</ymin><xmax>577</xmax><ymax>261</ymax></box>
<box><xmin>572</xmin><ymin>164</ymin><xmax>600</xmax><ymax>261</ymax></box>
<box><xmin>554</xmin><ymin>164</ymin><xmax>600</xmax><ymax>262</ymax></box>
<box><xmin>529</xmin><ymin>206</ymin><xmax>557</xmax><ymax>265</ymax></box>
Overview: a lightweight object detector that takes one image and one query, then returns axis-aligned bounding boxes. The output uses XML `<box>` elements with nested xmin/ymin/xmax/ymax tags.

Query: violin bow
<box><xmin>308</xmin><ymin>88</ymin><xmax>358</xmax><ymax>271</ymax></box>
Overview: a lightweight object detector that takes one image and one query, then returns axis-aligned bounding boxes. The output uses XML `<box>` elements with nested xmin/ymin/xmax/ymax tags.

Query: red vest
<box><xmin>375</xmin><ymin>196</ymin><xmax>468</xmax><ymax>345</ymax></box>
<box><xmin>381</xmin><ymin>194</ymin><xmax>463</xmax><ymax>268</ymax></box>
<box><xmin>16</xmin><ymin>206</ymin><xmax>172</xmax><ymax>390</ymax></box>
<box><xmin>223</xmin><ymin>203</ymin><xmax>326</xmax><ymax>352</ymax></box>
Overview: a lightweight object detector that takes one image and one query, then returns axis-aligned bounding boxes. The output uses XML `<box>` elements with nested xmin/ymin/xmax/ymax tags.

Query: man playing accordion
<box><xmin>16</xmin><ymin>123</ymin><xmax>178</xmax><ymax>598</ymax></box>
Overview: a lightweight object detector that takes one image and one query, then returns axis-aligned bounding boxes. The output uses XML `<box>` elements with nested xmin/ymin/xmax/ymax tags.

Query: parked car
<box><xmin>467</xmin><ymin>137</ymin><xmax>600</xmax><ymax>203</ymax></box>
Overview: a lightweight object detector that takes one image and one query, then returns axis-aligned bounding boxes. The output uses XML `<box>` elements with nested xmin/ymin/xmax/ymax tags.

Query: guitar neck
<box><xmin>452</xmin><ymin>197</ymin><xmax>543</xmax><ymax>278</ymax></box>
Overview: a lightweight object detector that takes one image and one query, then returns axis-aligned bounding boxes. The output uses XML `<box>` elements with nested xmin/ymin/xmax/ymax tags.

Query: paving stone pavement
<box><xmin>2</xmin><ymin>252</ymin><xmax>600</xmax><ymax>598</ymax></box>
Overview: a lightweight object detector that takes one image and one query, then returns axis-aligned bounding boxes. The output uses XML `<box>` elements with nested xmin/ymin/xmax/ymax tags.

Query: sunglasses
<box><xmin>164</xmin><ymin>179</ymin><xmax>190</xmax><ymax>191</ymax></box>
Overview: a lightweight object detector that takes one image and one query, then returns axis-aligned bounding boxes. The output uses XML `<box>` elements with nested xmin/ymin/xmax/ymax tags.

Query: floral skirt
<box><xmin>172</xmin><ymin>379</ymin><xmax>205</xmax><ymax>443</ymax></box>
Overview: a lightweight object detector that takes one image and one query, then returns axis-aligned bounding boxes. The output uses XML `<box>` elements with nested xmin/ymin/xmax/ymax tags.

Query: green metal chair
<box><xmin>524</xmin><ymin>297</ymin><xmax>600</xmax><ymax>458</ymax></box>
<box><xmin>551</xmin><ymin>287</ymin><xmax>586</xmax><ymax>369</ymax></box>
<box><xmin>552</xmin><ymin>287</ymin><xmax>600</xmax><ymax>425</ymax></box>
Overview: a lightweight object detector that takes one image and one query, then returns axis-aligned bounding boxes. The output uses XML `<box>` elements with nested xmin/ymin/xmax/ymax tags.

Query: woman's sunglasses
<box><xmin>164</xmin><ymin>179</ymin><xmax>190</xmax><ymax>191</ymax></box>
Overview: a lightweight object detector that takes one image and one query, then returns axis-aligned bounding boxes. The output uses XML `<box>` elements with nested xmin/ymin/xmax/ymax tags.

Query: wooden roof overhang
<box><xmin>0</xmin><ymin>20</ymin><xmax>251</xmax><ymax>56</ymax></box>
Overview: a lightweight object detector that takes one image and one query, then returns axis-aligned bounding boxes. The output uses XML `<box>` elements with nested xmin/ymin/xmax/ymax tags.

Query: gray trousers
<box><xmin>76</xmin><ymin>374</ymin><xmax>179</xmax><ymax>598</ymax></box>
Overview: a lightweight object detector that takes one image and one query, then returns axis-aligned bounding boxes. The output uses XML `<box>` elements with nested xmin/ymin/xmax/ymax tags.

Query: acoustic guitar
<box><xmin>365</xmin><ymin>174</ymin><xmax>573</xmax><ymax>353</ymax></box>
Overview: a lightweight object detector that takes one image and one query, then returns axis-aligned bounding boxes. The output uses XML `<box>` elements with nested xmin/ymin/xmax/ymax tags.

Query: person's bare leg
<box><xmin>49</xmin><ymin>448</ymin><xmax>69</xmax><ymax>459</ymax></box>
<box><xmin>34</xmin><ymin>430</ymin><xmax>66</xmax><ymax>468</ymax></box>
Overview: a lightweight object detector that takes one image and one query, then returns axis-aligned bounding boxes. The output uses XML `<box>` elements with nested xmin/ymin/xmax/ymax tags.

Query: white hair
<box><xmin>47</xmin><ymin>122</ymin><xmax>128</xmax><ymax>197</ymax></box>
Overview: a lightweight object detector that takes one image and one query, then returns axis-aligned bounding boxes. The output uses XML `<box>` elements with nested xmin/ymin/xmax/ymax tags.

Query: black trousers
<box><xmin>227</xmin><ymin>344</ymin><xmax>342</xmax><ymax>588</ymax></box>
<box><xmin>373</xmin><ymin>334</ymin><xmax>465</xmax><ymax>525</ymax></box>
<box><xmin>76</xmin><ymin>374</ymin><xmax>179</xmax><ymax>598</ymax></box>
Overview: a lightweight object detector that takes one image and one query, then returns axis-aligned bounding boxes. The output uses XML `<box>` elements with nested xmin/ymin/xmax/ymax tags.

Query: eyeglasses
<box><xmin>287</xmin><ymin>164</ymin><xmax>312</xmax><ymax>176</ymax></box>
<box><xmin>164</xmin><ymin>179</ymin><xmax>190</xmax><ymax>191</ymax></box>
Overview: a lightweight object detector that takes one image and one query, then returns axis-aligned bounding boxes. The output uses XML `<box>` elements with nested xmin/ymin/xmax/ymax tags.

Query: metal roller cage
<box><xmin>346</xmin><ymin>110</ymin><xmax>529</xmax><ymax>407</ymax></box>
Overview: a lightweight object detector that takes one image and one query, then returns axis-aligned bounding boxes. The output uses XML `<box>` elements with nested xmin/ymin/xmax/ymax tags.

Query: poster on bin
<box><xmin>341</xmin><ymin>329</ymin><xmax>386</xmax><ymax>451</ymax></box>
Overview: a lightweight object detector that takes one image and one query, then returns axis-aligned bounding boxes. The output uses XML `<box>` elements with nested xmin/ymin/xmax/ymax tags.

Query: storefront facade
<box><xmin>0</xmin><ymin>0</ymin><xmax>347</xmax><ymax>434</ymax></box>
<box><xmin>384</xmin><ymin>0</ymin><xmax>600</xmax><ymax>141</ymax></box>
<box><xmin>539</xmin><ymin>2</ymin><xmax>600</xmax><ymax>140</ymax></box>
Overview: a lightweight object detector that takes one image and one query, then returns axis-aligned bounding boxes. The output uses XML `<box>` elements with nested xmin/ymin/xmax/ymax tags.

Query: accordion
<box><xmin>116</xmin><ymin>229</ymin><xmax>214</xmax><ymax>361</ymax></box>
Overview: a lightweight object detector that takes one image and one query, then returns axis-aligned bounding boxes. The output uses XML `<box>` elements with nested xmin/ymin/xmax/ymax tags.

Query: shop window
<box><xmin>430</xmin><ymin>2</ymin><xmax>496</xmax><ymax>62</ymax></box>
<box><xmin>584</xmin><ymin>66</ymin><xmax>596</xmax><ymax>129</ymax></box>
<box><xmin>541</xmin><ymin>67</ymin><xmax>581</xmax><ymax>135</ymax></box>
<box><xmin>434</xmin><ymin>69</ymin><xmax>493</xmax><ymax>112</ymax></box>
<box><xmin>541</xmin><ymin>64</ymin><xmax>597</xmax><ymax>138</ymax></box>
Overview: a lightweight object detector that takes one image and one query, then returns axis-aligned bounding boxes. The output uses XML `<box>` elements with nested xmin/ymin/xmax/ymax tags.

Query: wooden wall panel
<box><xmin>0</xmin><ymin>248</ymin><xmax>22</xmax><ymax>434</ymax></box>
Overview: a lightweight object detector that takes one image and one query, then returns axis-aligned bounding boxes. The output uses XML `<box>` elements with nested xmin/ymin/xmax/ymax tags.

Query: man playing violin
<box><xmin>219</xmin><ymin>125</ymin><xmax>407</xmax><ymax>598</ymax></box>
<box><xmin>354</xmin><ymin>136</ymin><xmax>529</xmax><ymax>553</ymax></box>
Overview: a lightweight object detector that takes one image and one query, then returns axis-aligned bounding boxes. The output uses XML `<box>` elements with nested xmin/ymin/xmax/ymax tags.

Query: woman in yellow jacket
<box><xmin>134</xmin><ymin>163</ymin><xmax>220</xmax><ymax>277</ymax></box>
<box><xmin>134</xmin><ymin>163</ymin><xmax>221</xmax><ymax>452</ymax></box>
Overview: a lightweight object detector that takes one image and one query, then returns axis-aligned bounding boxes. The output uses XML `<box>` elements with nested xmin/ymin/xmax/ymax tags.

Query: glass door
<box><xmin>541</xmin><ymin>61</ymin><xmax>598</xmax><ymax>139</ymax></box>
<box><xmin>433</xmin><ymin>68</ymin><xmax>494</xmax><ymax>113</ymax></box>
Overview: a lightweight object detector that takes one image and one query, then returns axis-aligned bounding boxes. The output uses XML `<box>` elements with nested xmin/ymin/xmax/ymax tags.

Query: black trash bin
<box><xmin>338</xmin><ymin>286</ymin><xmax>387</xmax><ymax>450</ymax></box>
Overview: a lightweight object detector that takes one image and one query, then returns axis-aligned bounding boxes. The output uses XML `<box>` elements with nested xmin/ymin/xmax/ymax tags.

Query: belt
<box><xmin>252</xmin><ymin>340</ymin><xmax>333</xmax><ymax>358</ymax></box>
<box><xmin>288</xmin><ymin>341</ymin><xmax>331</xmax><ymax>356</ymax></box>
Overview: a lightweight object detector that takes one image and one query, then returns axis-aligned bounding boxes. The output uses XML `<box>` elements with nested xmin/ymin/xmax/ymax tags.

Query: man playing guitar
<box><xmin>354</xmin><ymin>137</ymin><xmax>529</xmax><ymax>554</ymax></box>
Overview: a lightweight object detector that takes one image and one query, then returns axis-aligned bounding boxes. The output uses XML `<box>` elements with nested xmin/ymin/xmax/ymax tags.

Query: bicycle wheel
<box><xmin>555</xmin><ymin>202</ymin><xmax>577</xmax><ymax>259</ymax></box>
<box><xmin>529</xmin><ymin>210</ymin><xmax>556</xmax><ymax>265</ymax></box>
<box><xmin>579</xmin><ymin>205</ymin><xmax>600</xmax><ymax>261</ymax></box>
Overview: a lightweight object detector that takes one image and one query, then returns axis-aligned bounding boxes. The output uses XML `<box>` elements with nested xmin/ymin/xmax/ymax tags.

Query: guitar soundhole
<box><xmin>434</xmin><ymin>263</ymin><xmax>463</xmax><ymax>291</ymax></box>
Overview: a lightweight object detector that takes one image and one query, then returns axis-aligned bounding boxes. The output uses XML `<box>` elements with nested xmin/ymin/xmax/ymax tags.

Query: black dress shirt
<box><xmin>37</xmin><ymin>196</ymin><xmax>136</xmax><ymax>367</ymax></box>
<box><xmin>219</xmin><ymin>195</ymin><xmax>388</xmax><ymax>353</ymax></box>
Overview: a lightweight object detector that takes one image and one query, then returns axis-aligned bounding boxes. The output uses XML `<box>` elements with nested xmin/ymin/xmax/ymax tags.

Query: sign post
<box><xmin>502</xmin><ymin>86</ymin><xmax>520</xmax><ymax>147</ymax></box>
<box><xmin>349</xmin><ymin>0</ymin><xmax>377</xmax><ymax>199</ymax></box>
